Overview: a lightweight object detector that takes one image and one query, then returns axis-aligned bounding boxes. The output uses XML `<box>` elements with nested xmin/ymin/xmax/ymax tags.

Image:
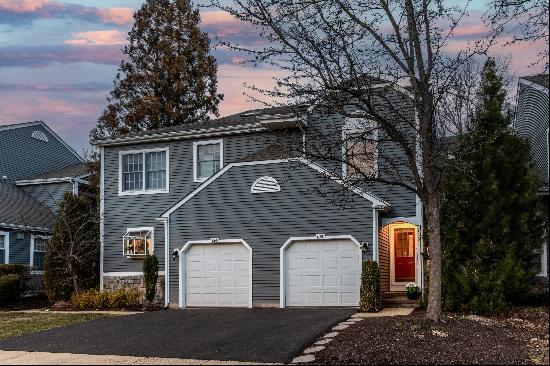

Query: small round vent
<box><xmin>251</xmin><ymin>176</ymin><xmax>281</xmax><ymax>193</ymax></box>
<box><xmin>31</xmin><ymin>130</ymin><xmax>49</xmax><ymax>142</ymax></box>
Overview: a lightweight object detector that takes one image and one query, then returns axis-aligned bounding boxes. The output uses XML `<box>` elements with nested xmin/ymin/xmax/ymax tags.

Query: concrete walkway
<box><xmin>0</xmin><ymin>351</ymin><xmax>274</xmax><ymax>365</ymax></box>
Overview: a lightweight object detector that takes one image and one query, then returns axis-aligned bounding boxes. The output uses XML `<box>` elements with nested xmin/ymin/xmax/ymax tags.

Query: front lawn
<box><xmin>0</xmin><ymin>312</ymin><xmax>110</xmax><ymax>340</ymax></box>
<box><xmin>314</xmin><ymin>307</ymin><xmax>549</xmax><ymax>365</ymax></box>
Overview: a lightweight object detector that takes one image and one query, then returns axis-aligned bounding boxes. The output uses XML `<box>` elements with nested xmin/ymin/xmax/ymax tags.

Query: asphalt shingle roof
<box><xmin>0</xmin><ymin>183</ymin><xmax>56</xmax><ymax>230</ymax></box>
<box><xmin>523</xmin><ymin>74</ymin><xmax>549</xmax><ymax>89</ymax></box>
<box><xmin>25</xmin><ymin>163</ymin><xmax>89</xmax><ymax>180</ymax></box>
<box><xmin>92</xmin><ymin>105</ymin><xmax>307</xmax><ymax>143</ymax></box>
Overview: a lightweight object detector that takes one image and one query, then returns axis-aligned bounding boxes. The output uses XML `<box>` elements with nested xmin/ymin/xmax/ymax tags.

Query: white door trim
<box><xmin>389</xmin><ymin>223</ymin><xmax>417</xmax><ymax>291</ymax></box>
<box><xmin>178</xmin><ymin>239</ymin><xmax>253</xmax><ymax>309</ymax></box>
<box><xmin>279</xmin><ymin>235</ymin><xmax>362</xmax><ymax>308</ymax></box>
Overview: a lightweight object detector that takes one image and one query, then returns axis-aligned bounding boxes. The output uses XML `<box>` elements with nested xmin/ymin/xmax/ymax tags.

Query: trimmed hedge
<box><xmin>0</xmin><ymin>264</ymin><xmax>30</xmax><ymax>278</ymax></box>
<box><xmin>70</xmin><ymin>288</ymin><xmax>141</xmax><ymax>310</ymax></box>
<box><xmin>359</xmin><ymin>260</ymin><xmax>382</xmax><ymax>312</ymax></box>
<box><xmin>0</xmin><ymin>274</ymin><xmax>22</xmax><ymax>303</ymax></box>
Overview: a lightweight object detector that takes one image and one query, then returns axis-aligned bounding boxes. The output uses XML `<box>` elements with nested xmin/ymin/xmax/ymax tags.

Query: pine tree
<box><xmin>91</xmin><ymin>0</ymin><xmax>223</xmax><ymax>139</ymax></box>
<box><xmin>441</xmin><ymin>58</ymin><xmax>546</xmax><ymax>315</ymax></box>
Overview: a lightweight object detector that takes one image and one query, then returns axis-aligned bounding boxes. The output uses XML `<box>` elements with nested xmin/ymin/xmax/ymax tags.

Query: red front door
<box><xmin>394</xmin><ymin>228</ymin><xmax>415</xmax><ymax>282</ymax></box>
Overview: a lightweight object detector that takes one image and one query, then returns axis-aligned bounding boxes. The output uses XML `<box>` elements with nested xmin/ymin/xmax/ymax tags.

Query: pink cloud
<box><xmin>0</xmin><ymin>0</ymin><xmax>133</xmax><ymax>26</ymax></box>
<box><xmin>65</xmin><ymin>30</ymin><xmax>126</xmax><ymax>46</ymax></box>
<box><xmin>97</xmin><ymin>7</ymin><xmax>133</xmax><ymax>27</ymax></box>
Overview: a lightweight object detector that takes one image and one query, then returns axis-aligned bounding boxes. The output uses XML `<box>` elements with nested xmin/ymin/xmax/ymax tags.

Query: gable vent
<box><xmin>251</xmin><ymin>176</ymin><xmax>281</xmax><ymax>193</ymax></box>
<box><xmin>31</xmin><ymin>130</ymin><xmax>49</xmax><ymax>142</ymax></box>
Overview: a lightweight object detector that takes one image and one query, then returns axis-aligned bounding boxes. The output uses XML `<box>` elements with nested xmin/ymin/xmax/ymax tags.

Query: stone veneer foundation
<box><xmin>103</xmin><ymin>275</ymin><xmax>165</xmax><ymax>304</ymax></box>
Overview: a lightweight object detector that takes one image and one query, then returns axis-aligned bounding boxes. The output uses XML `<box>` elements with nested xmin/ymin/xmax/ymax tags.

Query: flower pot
<box><xmin>407</xmin><ymin>291</ymin><xmax>420</xmax><ymax>300</ymax></box>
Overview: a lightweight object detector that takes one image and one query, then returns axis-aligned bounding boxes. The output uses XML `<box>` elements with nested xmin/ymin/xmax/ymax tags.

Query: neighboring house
<box><xmin>514</xmin><ymin>74</ymin><xmax>549</xmax><ymax>279</ymax></box>
<box><xmin>93</xmin><ymin>84</ymin><xmax>423</xmax><ymax>308</ymax></box>
<box><xmin>0</xmin><ymin>121</ymin><xmax>89</xmax><ymax>274</ymax></box>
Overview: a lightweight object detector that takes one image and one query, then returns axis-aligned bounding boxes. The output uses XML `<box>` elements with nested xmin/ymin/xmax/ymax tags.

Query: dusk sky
<box><xmin>0</xmin><ymin>0</ymin><xmax>546</xmax><ymax>153</ymax></box>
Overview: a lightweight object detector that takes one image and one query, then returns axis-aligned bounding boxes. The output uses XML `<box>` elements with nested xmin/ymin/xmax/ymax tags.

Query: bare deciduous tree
<box><xmin>213</xmin><ymin>0</ymin><xmax>496</xmax><ymax>320</ymax></box>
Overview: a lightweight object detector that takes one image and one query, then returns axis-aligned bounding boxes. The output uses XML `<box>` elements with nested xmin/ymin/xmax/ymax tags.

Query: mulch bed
<box><xmin>313</xmin><ymin>307</ymin><xmax>549</xmax><ymax>365</ymax></box>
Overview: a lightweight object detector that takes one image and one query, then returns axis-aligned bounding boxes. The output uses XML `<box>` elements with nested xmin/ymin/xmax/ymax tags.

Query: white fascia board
<box><xmin>160</xmin><ymin>157</ymin><xmax>390</xmax><ymax>218</ymax></box>
<box><xmin>39</xmin><ymin>121</ymin><xmax>84</xmax><ymax>163</ymax></box>
<box><xmin>15</xmin><ymin>177</ymin><xmax>73</xmax><ymax>185</ymax></box>
<box><xmin>92</xmin><ymin>123</ymin><xmax>265</xmax><ymax>147</ymax></box>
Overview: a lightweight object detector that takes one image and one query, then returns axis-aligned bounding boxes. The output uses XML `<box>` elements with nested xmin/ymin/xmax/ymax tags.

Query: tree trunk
<box><xmin>425</xmin><ymin>190</ymin><xmax>442</xmax><ymax>321</ymax></box>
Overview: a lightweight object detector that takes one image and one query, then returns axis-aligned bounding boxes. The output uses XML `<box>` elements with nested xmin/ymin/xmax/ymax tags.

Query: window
<box><xmin>0</xmin><ymin>233</ymin><xmax>7</xmax><ymax>264</ymax></box>
<box><xmin>31</xmin><ymin>236</ymin><xmax>49</xmax><ymax>271</ymax></box>
<box><xmin>123</xmin><ymin>228</ymin><xmax>153</xmax><ymax>257</ymax></box>
<box><xmin>343</xmin><ymin>118</ymin><xmax>378</xmax><ymax>177</ymax></box>
<box><xmin>119</xmin><ymin>148</ymin><xmax>168</xmax><ymax>195</ymax></box>
<box><xmin>345</xmin><ymin>133</ymin><xmax>376</xmax><ymax>176</ymax></box>
<box><xmin>194</xmin><ymin>140</ymin><xmax>223</xmax><ymax>182</ymax></box>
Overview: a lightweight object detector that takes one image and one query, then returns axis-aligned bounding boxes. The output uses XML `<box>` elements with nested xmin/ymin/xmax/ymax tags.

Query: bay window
<box><xmin>123</xmin><ymin>228</ymin><xmax>153</xmax><ymax>257</ymax></box>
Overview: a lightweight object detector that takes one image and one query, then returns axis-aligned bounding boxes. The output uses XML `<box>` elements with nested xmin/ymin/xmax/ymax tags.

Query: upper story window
<box><xmin>119</xmin><ymin>148</ymin><xmax>169</xmax><ymax>195</ymax></box>
<box><xmin>194</xmin><ymin>139</ymin><xmax>223</xmax><ymax>182</ymax></box>
<box><xmin>343</xmin><ymin>118</ymin><xmax>378</xmax><ymax>177</ymax></box>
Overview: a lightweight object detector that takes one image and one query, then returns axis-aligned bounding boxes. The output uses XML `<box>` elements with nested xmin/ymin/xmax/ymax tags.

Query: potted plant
<box><xmin>405</xmin><ymin>282</ymin><xmax>420</xmax><ymax>300</ymax></box>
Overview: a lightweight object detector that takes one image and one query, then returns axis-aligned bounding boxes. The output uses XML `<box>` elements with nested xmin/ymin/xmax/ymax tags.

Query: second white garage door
<box><xmin>285</xmin><ymin>238</ymin><xmax>361</xmax><ymax>306</ymax></box>
<box><xmin>185</xmin><ymin>243</ymin><xmax>251</xmax><ymax>307</ymax></box>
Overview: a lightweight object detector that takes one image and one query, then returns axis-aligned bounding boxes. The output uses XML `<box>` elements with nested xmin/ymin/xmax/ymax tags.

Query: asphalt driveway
<box><xmin>0</xmin><ymin>308</ymin><xmax>355</xmax><ymax>363</ymax></box>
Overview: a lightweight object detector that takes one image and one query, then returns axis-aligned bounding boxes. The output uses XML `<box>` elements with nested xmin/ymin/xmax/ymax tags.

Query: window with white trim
<box><xmin>0</xmin><ymin>234</ymin><xmax>6</xmax><ymax>264</ymax></box>
<box><xmin>343</xmin><ymin>118</ymin><xmax>378</xmax><ymax>177</ymax></box>
<box><xmin>194</xmin><ymin>140</ymin><xmax>223</xmax><ymax>182</ymax></box>
<box><xmin>120</xmin><ymin>148</ymin><xmax>168</xmax><ymax>194</ymax></box>
<box><xmin>32</xmin><ymin>236</ymin><xmax>49</xmax><ymax>271</ymax></box>
<box><xmin>123</xmin><ymin>228</ymin><xmax>153</xmax><ymax>257</ymax></box>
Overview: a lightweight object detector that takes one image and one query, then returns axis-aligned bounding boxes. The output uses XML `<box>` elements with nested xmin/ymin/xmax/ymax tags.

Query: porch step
<box><xmin>381</xmin><ymin>292</ymin><xmax>421</xmax><ymax>308</ymax></box>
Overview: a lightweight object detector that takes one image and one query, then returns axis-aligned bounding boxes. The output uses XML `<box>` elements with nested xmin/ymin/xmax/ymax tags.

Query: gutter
<box><xmin>0</xmin><ymin>222</ymin><xmax>52</xmax><ymax>232</ymax></box>
<box><xmin>91</xmin><ymin>123</ymin><xmax>266</xmax><ymax>147</ymax></box>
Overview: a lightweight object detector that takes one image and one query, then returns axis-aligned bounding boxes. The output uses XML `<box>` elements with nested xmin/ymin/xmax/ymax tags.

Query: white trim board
<box><xmin>519</xmin><ymin>78</ymin><xmax>549</xmax><ymax>94</ymax></box>
<box><xmin>178</xmin><ymin>239</ymin><xmax>253</xmax><ymax>309</ymax></box>
<box><xmin>100</xmin><ymin>146</ymin><xmax>105</xmax><ymax>290</ymax></box>
<box><xmin>160</xmin><ymin>157</ymin><xmax>390</xmax><ymax>218</ymax></box>
<box><xmin>103</xmin><ymin>271</ymin><xmax>166</xmax><ymax>277</ymax></box>
<box><xmin>279</xmin><ymin>235</ymin><xmax>362</xmax><ymax>308</ymax></box>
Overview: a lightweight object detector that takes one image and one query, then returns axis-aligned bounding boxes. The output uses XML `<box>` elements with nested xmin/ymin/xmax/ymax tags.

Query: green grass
<box><xmin>0</xmin><ymin>312</ymin><xmax>109</xmax><ymax>340</ymax></box>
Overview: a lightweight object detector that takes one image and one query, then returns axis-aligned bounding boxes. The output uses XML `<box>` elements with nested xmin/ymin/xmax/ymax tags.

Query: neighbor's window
<box><xmin>194</xmin><ymin>140</ymin><xmax>222</xmax><ymax>181</ymax></box>
<box><xmin>120</xmin><ymin>149</ymin><xmax>168</xmax><ymax>194</ymax></box>
<box><xmin>345</xmin><ymin>132</ymin><xmax>376</xmax><ymax>176</ymax></box>
<box><xmin>123</xmin><ymin>228</ymin><xmax>153</xmax><ymax>257</ymax></box>
<box><xmin>32</xmin><ymin>236</ymin><xmax>49</xmax><ymax>271</ymax></box>
<box><xmin>0</xmin><ymin>234</ymin><xmax>6</xmax><ymax>264</ymax></box>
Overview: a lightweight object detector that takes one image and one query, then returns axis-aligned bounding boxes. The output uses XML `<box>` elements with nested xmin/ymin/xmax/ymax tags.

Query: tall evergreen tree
<box><xmin>91</xmin><ymin>0</ymin><xmax>223</xmax><ymax>139</ymax></box>
<box><xmin>441</xmin><ymin>58</ymin><xmax>546</xmax><ymax>315</ymax></box>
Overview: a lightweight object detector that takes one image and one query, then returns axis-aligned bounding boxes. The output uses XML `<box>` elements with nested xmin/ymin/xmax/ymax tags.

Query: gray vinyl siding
<box><xmin>168</xmin><ymin>162</ymin><xmax>375</xmax><ymax>306</ymax></box>
<box><xmin>102</xmin><ymin>131</ymin><xmax>292</xmax><ymax>274</ymax></box>
<box><xmin>515</xmin><ymin>82</ymin><xmax>549</xmax><ymax>187</ymax></box>
<box><xmin>304</xmin><ymin>88</ymin><xmax>418</xmax><ymax>218</ymax></box>
<box><xmin>0</xmin><ymin>123</ymin><xmax>82</xmax><ymax>183</ymax></box>
<box><xmin>7</xmin><ymin>230</ymin><xmax>32</xmax><ymax>265</ymax></box>
<box><xmin>21</xmin><ymin>182</ymin><xmax>73</xmax><ymax>212</ymax></box>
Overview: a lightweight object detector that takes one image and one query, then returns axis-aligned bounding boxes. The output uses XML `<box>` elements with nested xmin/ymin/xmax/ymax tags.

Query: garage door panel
<box><xmin>185</xmin><ymin>243</ymin><xmax>251</xmax><ymax>307</ymax></box>
<box><xmin>286</xmin><ymin>239</ymin><xmax>360</xmax><ymax>307</ymax></box>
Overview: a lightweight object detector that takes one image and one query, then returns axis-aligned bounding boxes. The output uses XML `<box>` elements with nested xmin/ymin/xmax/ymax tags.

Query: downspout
<box><xmin>156</xmin><ymin>217</ymin><xmax>170</xmax><ymax>308</ymax></box>
<box><xmin>372</xmin><ymin>208</ymin><xmax>379</xmax><ymax>262</ymax></box>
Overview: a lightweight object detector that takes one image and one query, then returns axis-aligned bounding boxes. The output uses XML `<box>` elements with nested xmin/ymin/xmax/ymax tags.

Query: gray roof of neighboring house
<box><xmin>92</xmin><ymin>105</ymin><xmax>307</xmax><ymax>145</ymax></box>
<box><xmin>0</xmin><ymin>183</ymin><xmax>56</xmax><ymax>231</ymax></box>
<box><xmin>0</xmin><ymin>121</ymin><xmax>83</xmax><ymax>183</ymax></box>
<box><xmin>522</xmin><ymin>74</ymin><xmax>549</xmax><ymax>89</ymax></box>
<box><xmin>25</xmin><ymin>163</ymin><xmax>90</xmax><ymax>180</ymax></box>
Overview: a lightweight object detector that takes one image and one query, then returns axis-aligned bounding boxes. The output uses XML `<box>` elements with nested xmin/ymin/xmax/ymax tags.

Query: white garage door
<box><xmin>285</xmin><ymin>239</ymin><xmax>361</xmax><ymax>306</ymax></box>
<box><xmin>185</xmin><ymin>243</ymin><xmax>251</xmax><ymax>307</ymax></box>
